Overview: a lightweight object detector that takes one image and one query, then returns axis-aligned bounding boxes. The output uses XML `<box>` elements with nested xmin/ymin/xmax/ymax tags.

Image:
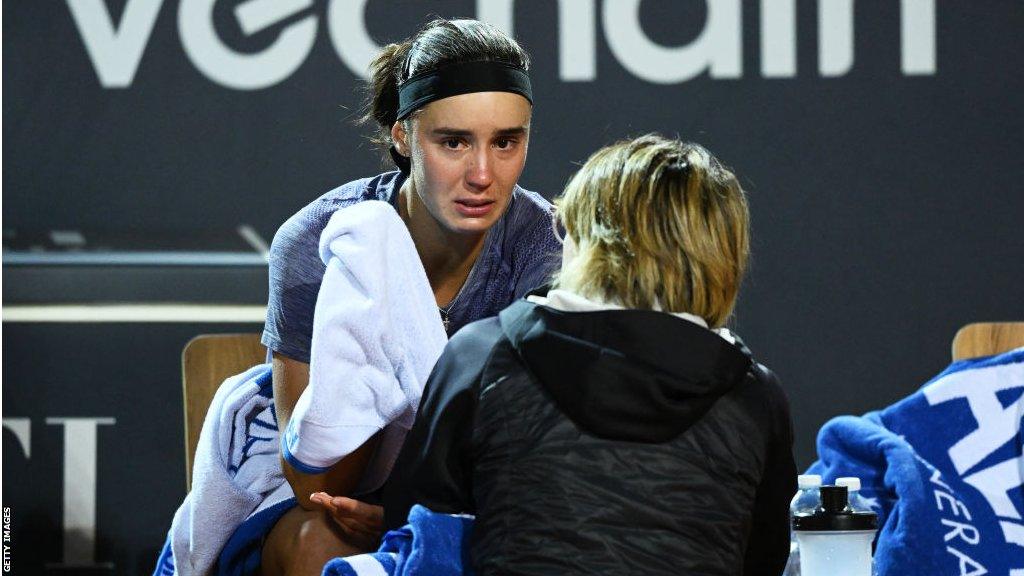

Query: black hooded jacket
<box><xmin>383</xmin><ymin>300</ymin><xmax>797</xmax><ymax>575</ymax></box>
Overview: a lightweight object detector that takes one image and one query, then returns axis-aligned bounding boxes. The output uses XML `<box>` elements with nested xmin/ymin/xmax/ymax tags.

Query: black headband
<box><xmin>396</xmin><ymin>60</ymin><xmax>533</xmax><ymax>121</ymax></box>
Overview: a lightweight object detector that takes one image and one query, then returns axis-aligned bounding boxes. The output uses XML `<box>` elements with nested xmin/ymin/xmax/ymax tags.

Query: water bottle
<box><xmin>836</xmin><ymin>477</ymin><xmax>872</xmax><ymax>513</ymax></box>
<box><xmin>783</xmin><ymin>474</ymin><xmax>822</xmax><ymax>576</ymax></box>
<box><xmin>794</xmin><ymin>486</ymin><xmax>878</xmax><ymax>576</ymax></box>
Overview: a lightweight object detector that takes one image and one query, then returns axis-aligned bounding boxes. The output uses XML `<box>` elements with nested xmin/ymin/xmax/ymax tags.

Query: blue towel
<box><xmin>322</xmin><ymin>505</ymin><xmax>475</xmax><ymax>576</ymax></box>
<box><xmin>809</xmin><ymin>348</ymin><xmax>1024</xmax><ymax>576</ymax></box>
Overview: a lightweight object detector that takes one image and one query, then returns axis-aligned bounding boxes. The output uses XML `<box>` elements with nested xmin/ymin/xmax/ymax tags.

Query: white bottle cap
<box><xmin>836</xmin><ymin>477</ymin><xmax>861</xmax><ymax>492</ymax></box>
<box><xmin>798</xmin><ymin>474</ymin><xmax>822</xmax><ymax>489</ymax></box>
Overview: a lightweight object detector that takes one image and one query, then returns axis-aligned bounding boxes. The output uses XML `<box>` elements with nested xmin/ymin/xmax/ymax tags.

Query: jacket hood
<box><xmin>498</xmin><ymin>300</ymin><xmax>752</xmax><ymax>442</ymax></box>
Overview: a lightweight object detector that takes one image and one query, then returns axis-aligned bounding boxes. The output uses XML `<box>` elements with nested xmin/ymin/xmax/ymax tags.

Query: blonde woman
<box><xmin>382</xmin><ymin>134</ymin><xmax>797</xmax><ymax>575</ymax></box>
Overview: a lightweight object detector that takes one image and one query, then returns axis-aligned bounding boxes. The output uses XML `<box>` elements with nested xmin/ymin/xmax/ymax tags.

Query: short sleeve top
<box><xmin>261</xmin><ymin>171</ymin><xmax>562</xmax><ymax>363</ymax></box>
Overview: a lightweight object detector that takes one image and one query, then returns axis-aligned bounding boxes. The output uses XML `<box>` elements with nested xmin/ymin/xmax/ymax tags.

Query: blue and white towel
<box><xmin>157</xmin><ymin>201</ymin><xmax>449</xmax><ymax>575</ymax></box>
<box><xmin>809</xmin><ymin>347</ymin><xmax>1024</xmax><ymax>576</ymax></box>
<box><xmin>282</xmin><ymin>200</ymin><xmax>449</xmax><ymax>494</ymax></box>
<box><xmin>155</xmin><ymin>364</ymin><xmax>294</xmax><ymax>576</ymax></box>
<box><xmin>323</xmin><ymin>505</ymin><xmax>475</xmax><ymax>576</ymax></box>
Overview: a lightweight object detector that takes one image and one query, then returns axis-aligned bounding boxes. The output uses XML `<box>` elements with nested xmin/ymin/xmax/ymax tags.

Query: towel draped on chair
<box><xmin>155</xmin><ymin>364</ymin><xmax>293</xmax><ymax>576</ymax></box>
<box><xmin>809</xmin><ymin>348</ymin><xmax>1024</xmax><ymax>576</ymax></box>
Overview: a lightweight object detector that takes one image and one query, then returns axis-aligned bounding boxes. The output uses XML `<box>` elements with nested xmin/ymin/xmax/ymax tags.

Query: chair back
<box><xmin>951</xmin><ymin>322</ymin><xmax>1024</xmax><ymax>361</ymax></box>
<box><xmin>182</xmin><ymin>333</ymin><xmax>266</xmax><ymax>489</ymax></box>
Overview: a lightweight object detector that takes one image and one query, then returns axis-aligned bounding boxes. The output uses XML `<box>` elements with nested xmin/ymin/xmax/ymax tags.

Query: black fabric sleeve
<box><xmin>381</xmin><ymin>318</ymin><xmax>501</xmax><ymax>531</ymax></box>
<box><xmin>743</xmin><ymin>367</ymin><xmax>798</xmax><ymax>576</ymax></box>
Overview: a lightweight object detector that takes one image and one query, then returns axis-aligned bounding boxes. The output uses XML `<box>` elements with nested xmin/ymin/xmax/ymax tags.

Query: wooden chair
<box><xmin>951</xmin><ymin>322</ymin><xmax>1024</xmax><ymax>361</ymax></box>
<box><xmin>182</xmin><ymin>333</ymin><xmax>267</xmax><ymax>490</ymax></box>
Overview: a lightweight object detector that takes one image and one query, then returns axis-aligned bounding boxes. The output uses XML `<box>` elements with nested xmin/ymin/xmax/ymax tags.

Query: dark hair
<box><xmin>362</xmin><ymin>18</ymin><xmax>531</xmax><ymax>153</ymax></box>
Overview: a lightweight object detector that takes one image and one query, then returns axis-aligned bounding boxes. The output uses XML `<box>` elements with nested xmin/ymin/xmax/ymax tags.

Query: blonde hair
<box><xmin>553</xmin><ymin>134</ymin><xmax>750</xmax><ymax>328</ymax></box>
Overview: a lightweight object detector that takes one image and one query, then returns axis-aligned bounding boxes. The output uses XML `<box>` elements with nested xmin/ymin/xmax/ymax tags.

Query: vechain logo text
<box><xmin>66</xmin><ymin>0</ymin><xmax>937</xmax><ymax>90</ymax></box>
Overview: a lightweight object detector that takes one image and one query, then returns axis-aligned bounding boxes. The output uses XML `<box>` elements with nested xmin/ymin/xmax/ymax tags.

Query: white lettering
<box><xmin>602</xmin><ymin>0</ymin><xmax>741</xmax><ymax>84</ymax></box>
<box><xmin>941</xmin><ymin>518</ymin><xmax>981</xmax><ymax>545</ymax></box>
<box><xmin>1000</xmin><ymin>520</ymin><xmax>1024</xmax><ymax>548</ymax></box>
<box><xmin>179</xmin><ymin>0</ymin><xmax>316</xmax><ymax>90</ymax></box>
<box><xmin>924</xmin><ymin>362</ymin><xmax>1024</xmax><ymax>475</ymax></box>
<box><xmin>963</xmin><ymin>457</ymin><xmax>1024</xmax><ymax>520</ymax></box>
<box><xmin>326</xmin><ymin>0</ymin><xmax>380</xmax><ymax>80</ymax></box>
<box><xmin>818</xmin><ymin>0</ymin><xmax>937</xmax><ymax>77</ymax></box>
<box><xmin>558</xmin><ymin>0</ymin><xmax>597</xmax><ymax>81</ymax></box>
<box><xmin>1</xmin><ymin>419</ymin><xmax>31</xmax><ymax>459</ymax></box>
<box><xmin>929</xmin><ymin>468</ymin><xmax>990</xmax><ymax>574</ymax></box>
<box><xmin>45</xmin><ymin>417</ymin><xmax>116</xmax><ymax>569</ymax></box>
<box><xmin>818</xmin><ymin>0</ymin><xmax>853</xmax><ymax>76</ymax></box>
<box><xmin>934</xmin><ymin>490</ymin><xmax>974</xmax><ymax>521</ymax></box>
<box><xmin>65</xmin><ymin>0</ymin><xmax>163</xmax><ymax>88</ymax></box>
<box><xmin>760</xmin><ymin>0</ymin><xmax>796</xmax><ymax>77</ymax></box>
<box><xmin>946</xmin><ymin>545</ymin><xmax>989</xmax><ymax>576</ymax></box>
<box><xmin>478</xmin><ymin>0</ymin><xmax>597</xmax><ymax>82</ymax></box>
<box><xmin>558</xmin><ymin>0</ymin><xmax>600</xmax><ymax>82</ymax></box>
<box><xmin>70</xmin><ymin>0</ymin><xmax>941</xmax><ymax>89</ymax></box>
<box><xmin>235</xmin><ymin>0</ymin><xmax>307</xmax><ymax>35</ymax></box>
<box><xmin>476</xmin><ymin>0</ymin><xmax>515</xmax><ymax>35</ymax></box>
<box><xmin>900</xmin><ymin>0</ymin><xmax>936</xmax><ymax>74</ymax></box>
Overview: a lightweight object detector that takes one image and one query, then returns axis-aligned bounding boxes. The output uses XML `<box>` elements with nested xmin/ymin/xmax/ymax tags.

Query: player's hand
<box><xmin>309</xmin><ymin>492</ymin><xmax>385</xmax><ymax>551</ymax></box>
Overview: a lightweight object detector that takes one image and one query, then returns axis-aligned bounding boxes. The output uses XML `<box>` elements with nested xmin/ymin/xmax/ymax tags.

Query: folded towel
<box><xmin>282</xmin><ymin>200</ymin><xmax>448</xmax><ymax>494</ymax></box>
<box><xmin>155</xmin><ymin>364</ymin><xmax>294</xmax><ymax>576</ymax></box>
<box><xmin>809</xmin><ymin>347</ymin><xmax>1024</xmax><ymax>576</ymax></box>
<box><xmin>322</xmin><ymin>505</ymin><xmax>475</xmax><ymax>576</ymax></box>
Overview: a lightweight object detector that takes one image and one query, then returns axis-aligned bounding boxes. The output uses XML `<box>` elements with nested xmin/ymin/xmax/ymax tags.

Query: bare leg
<box><xmin>261</xmin><ymin>505</ymin><xmax>369</xmax><ymax>576</ymax></box>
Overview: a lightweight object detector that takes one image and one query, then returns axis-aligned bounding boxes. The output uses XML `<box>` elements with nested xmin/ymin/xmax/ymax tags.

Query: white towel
<box><xmin>282</xmin><ymin>200</ymin><xmax>448</xmax><ymax>494</ymax></box>
<box><xmin>169</xmin><ymin>364</ymin><xmax>293</xmax><ymax>576</ymax></box>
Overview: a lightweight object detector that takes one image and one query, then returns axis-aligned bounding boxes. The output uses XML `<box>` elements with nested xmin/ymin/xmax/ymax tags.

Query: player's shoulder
<box><xmin>500</xmin><ymin>185</ymin><xmax>560</xmax><ymax>257</ymax></box>
<box><xmin>273</xmin><ymin>172</ymin><xmax>399</xmax><ymax>250</ymax></box>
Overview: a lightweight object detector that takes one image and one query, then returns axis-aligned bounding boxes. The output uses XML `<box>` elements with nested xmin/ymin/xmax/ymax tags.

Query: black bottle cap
<box><xmin>793</xmin><ymin>485</ymin><xmax>878</xmax><ymax>532</ymax></box>
<box><xmin>821</xmin><ymin>485</ymin><xmax>849</xmax><ymax>512</ymax></box>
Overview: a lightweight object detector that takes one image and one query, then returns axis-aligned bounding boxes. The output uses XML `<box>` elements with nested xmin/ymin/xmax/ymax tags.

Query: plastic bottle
<box><xmin>794</xmin><ymin>485</ymin><xmax>878</xmax><ymax>576</ymax></box>
<box><xmin>836</xmin><ymin>477</ymin><xmax>873</xmax><ymax>513</ymax></box>
<box><xmin>792</xmin><ymin>475</ymin><xmax>823</xmax><ymax>514</ymax></box>
<box><xmin>783</xmin><ymin>475</ymin><xmax>822</xmax><ymax>576</ymax></box>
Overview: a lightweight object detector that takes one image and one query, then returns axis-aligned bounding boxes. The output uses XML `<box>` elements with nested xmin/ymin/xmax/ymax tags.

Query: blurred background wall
<box><xmin>3</xmin><ymin>1</ymin><xmax>1022</xmax><ymax>572</ymax></box>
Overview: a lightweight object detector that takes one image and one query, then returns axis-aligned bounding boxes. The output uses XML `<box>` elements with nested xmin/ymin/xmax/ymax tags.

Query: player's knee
<box><xmin>294</xmin><ymin>511</ymin><xmax>332</xmax><ymax>549</ymax></box>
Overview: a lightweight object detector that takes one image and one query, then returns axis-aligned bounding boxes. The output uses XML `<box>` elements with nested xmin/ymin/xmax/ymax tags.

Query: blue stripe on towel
<box><xmin>250</xmin><ymin>418</ymin><xmax>277</xmax><ymax>431</ymax></box>
<box><xmin>152</xmin><ymin>536</ymin><xmax>175</xmax><ymax>576</ymax></box>
<box><xmin>255</xmin><ymin>369</ymin><xmax>274</xmax><ymax>397</ymax></box>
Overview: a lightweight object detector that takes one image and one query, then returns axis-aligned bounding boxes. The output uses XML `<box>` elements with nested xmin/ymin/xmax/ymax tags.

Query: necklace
<box><xmin>438</xmin><ymin>305</ymin><xmax>452</xmax><ymax>333</ymax></box>
<box><xmin>434</xmin><ymin>240</ymin><xmax>486</xmax><ymax>335</ymax></box>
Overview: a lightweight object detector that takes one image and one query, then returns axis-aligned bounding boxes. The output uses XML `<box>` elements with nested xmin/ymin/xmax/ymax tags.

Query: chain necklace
<box><xmin>436</xmin><ymin>245</ymin><xmax>484</xmax><ymax>334</ymax></box>
<box><xmin>438</xmin><ymin>305</ymin><xmax>452</xmax><ymax>333</ymax></box>
<box><xmin>436</xmin><ymin>305</ymin><xmax>448</xmax><ymax>332</ymax></box>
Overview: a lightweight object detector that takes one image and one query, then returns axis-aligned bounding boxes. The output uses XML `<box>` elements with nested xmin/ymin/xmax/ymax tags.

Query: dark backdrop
<box><xmin>4</xmin><ymin>1</ymin><xmax>1023</xmax><ymax>573</ymax></box>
